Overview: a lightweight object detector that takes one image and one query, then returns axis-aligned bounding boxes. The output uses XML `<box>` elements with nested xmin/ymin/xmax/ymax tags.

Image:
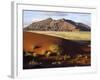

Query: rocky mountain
<box><xmin>24</xmin><ymin>18</ymin><xmax>90</xmax><ymax>31</ymax></box>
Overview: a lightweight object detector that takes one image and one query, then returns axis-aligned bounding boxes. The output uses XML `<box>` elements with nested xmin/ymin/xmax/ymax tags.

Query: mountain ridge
<box><xmin>24</xmin><ymin>18</ymin><xmax>91</xmax><ymax>31</ymax></box>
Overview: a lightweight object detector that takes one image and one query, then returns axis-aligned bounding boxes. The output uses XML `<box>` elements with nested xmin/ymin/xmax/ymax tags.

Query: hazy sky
<box><xmin>23</xmin><ymin>10</ymin><xmax>91</xmax><ymax>27</ymax></box>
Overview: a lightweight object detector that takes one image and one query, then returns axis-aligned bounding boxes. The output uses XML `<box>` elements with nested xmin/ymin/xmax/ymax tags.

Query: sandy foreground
<box><xmin>23</xmin><ymin>31</ymin><xmax>91</xmax><ymax>69</ymax></box>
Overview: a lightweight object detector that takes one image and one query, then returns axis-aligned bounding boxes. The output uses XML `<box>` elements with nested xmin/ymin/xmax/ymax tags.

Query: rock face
<box><xmin>24</xmin><ymin>18</ymin><xmax>90</xmax><ymax>31</ymax></box>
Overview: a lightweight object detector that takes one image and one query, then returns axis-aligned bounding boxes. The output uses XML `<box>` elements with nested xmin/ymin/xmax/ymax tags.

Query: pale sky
<box><xmin>23</xmin><ymin>10</ymin><xmax>91</xmax><ymax>27</ymax></box>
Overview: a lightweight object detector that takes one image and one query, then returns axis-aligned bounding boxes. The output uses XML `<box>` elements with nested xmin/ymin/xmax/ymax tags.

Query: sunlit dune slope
<box><xmin>23</xmin><ymin>32</ymin><xmax>90</xmax><ymax>56</ymax></box>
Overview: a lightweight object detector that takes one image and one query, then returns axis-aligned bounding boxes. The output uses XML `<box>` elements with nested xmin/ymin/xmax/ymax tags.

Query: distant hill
<box><xmin>24</xmin><ymin>18</ymin><xmax>90</xmax><ymax>31</ymax></box>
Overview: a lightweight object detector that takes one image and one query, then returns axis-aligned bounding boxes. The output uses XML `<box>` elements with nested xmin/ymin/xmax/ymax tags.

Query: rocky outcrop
<box><xmin>24</xmin><ymin>18</ymin><xmax>90</xmax><ymax>31</ymax></box>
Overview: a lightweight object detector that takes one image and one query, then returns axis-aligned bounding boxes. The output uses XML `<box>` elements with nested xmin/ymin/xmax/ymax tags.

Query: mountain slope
<box><xmin>24</xmin><ymin>18</ymin><xmax>90</xmax><ymax>31</ymax></box>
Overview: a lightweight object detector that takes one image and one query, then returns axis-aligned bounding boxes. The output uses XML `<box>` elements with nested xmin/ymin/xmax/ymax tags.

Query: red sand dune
<box><xmin>23</xmin><ymin>32</ymin><xmax>62</xmax><ymax>55</ymax></box>
<box><xmin>23</xmin><ymin>32</ymin><xmax>90</xmax><ymax>56</ymax></box>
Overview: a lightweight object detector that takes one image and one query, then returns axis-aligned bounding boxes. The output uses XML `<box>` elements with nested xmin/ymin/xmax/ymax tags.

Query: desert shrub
<box><xmin>45</xmin><ymin>51</ymin><xmax>51</xmax><ymax>57</ymax></box>
<box><xmin>76</xmin><ymin>54</ymin><xmax>83</xmax><ymax>58</ymax></box>
<box><xmin>32</xmin><ymin>53</ymin><xmax>37</xmax><ymax>57</ymax></box>
<box><xmin>64</xmin><ymin>54</ymin><xmax>71</xmax><ymax>60</ymax></box>
<box><xmin>24</xmin><ymin>52</ymin><xmax>32</xmax><ymax>56</ymax></box>
<box><xmin>48</xmin><ymin>44</ymin><xmax>62</xmax><ymax>56</ymax></box>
